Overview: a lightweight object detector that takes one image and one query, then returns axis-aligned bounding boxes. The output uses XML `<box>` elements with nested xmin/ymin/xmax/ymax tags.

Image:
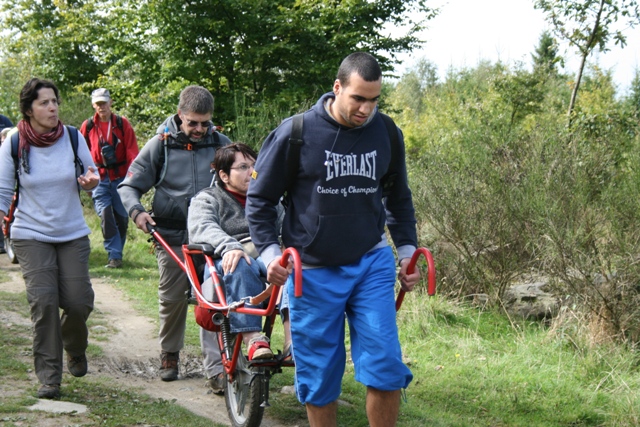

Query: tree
<box><xmin>531</xmin><ymin>30</ymin><xmax>562</xmax><ymax>77</ymax></box>
<box><xmin>627</xmin><ymin>67</ymin><xmax>640</xmax><ymax>118</ymax></box>
<box><xmin>534</xmin><ymin>0</ymin><xmax>640</xmax><ymax>124</ymax></box>
<box><xmin>0</xmin><ymin>0</ymin><xmax>438</xmax><ymax>128</ymax></box>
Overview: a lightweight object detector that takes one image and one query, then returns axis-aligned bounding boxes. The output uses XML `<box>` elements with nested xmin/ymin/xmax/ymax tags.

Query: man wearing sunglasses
<box><xmin>118</xmin><ymin>86</ymin><xmax>231</xmax><ymax>391</ymax></box>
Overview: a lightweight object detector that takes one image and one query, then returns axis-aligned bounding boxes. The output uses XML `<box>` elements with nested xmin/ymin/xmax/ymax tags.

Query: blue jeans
<box><xmin>208</xmin><ymin>257</ymin><xmax>267</xmax><ymax>334</ymax></box>
<box><xmin>92</xmin><ymin>176</ymin><xmax>128</xmax><ymax>260</ymax></box>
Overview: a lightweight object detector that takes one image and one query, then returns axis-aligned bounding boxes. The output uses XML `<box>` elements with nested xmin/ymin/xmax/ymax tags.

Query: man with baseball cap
<box><xmin>80</xmin><ymin>89</ymin><xmax>139</xmax><ymax>268</ymax></box>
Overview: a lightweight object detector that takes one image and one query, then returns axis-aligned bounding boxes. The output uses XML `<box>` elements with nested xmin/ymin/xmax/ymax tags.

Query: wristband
<box><xmin>132</xmin><ymin>210</ymin><xmax>145</xmax><ymax>222</ymax></box>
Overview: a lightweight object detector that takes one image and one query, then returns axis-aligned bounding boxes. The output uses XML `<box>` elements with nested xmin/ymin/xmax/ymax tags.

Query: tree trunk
<box><xmin>567</xmin><ymin>0</ymin><xmax>606</xmax><ymax>126</ymax></box>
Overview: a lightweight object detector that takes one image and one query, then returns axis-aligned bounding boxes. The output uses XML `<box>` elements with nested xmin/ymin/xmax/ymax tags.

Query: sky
<box><xmin>393</xmin><ymin>0</ymin><xmax>640</xmax><ymax>94</ymax></box>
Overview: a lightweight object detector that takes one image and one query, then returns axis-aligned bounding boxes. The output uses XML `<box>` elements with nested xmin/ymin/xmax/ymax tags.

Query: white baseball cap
<box><xmin>91</xmin><ymin>88</ymin><xmax>111</xmax><ymax>103</ymax></box>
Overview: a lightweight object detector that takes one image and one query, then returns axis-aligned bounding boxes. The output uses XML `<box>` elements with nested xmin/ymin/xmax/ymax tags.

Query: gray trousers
<box><xmin>14</xmin><ymin>237</ymin><xmax>94</xmax><ymax>386</ymax></box>
<box><xmin>156</xmin><ymin>245</ymin><xmax>221</xmax><ymax>376</ymax></box>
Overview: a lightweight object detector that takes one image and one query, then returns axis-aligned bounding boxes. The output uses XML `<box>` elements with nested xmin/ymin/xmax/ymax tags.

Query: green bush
<box><xmin>399</xmin><ymin>59</ymin><xmax>640</xmax><ymax>343</ymax></box>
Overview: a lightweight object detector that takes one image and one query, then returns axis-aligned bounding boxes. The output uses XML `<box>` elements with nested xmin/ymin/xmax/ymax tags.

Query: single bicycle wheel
<box><xmin>4</xmin><ymin>234</ymin><xmax>18</xmax><ymax>264</ymax></box>
<box><xmin>224</xmin><ymin>350</ymin><xmax>265</xmax><ymax>427</ymax></box>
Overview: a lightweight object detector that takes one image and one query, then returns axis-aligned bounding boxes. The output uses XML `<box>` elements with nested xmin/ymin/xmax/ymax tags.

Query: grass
<box><xmin>0</xmin><ymin>288</ymin><xmax>223</xmax><ymax>427</ymax></box>
<box><xmin>3</xmin><ymin>201</ymin><xmax>640</xmax><ymax>426</ymax></box>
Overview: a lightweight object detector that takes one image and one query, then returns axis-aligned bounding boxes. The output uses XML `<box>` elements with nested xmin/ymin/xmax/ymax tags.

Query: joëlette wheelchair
<box><xmin>148</xmin><ymin>224</ymin><xmax>435</xmax><ymax>427</ymax></box>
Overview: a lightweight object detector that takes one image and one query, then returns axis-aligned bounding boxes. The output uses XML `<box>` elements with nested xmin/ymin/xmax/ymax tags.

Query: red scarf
<box><xmin>225</xmin><ymin>188</ymin><xmax>247</xmax><ymax>207</ymax></box>
<box><xmin>16</xmin><ymin>119</ymin><xmax>64</xmax><ymax>173</ymax></box>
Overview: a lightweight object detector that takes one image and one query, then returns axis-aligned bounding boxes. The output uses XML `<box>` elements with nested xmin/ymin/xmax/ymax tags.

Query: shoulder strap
<box><xmin>155</xmin><ymin>130</ymin><xmax>222</xmax><ymax>187</ymax></box>
<box><xmin>284</xmin><ymin>112</ymin><xmax>399</xmax><ymax>199</ymax></box>
<box><xmin>9</xmin><ymin>127</ymin><xmax>84</xmax><ymax>198</ymax></box>
<box><xmin>379</xmin><ymin>113</ymin><xmax>399</xmax><ymax>198</ymax></box>
<box><xmin>65</xmin><ymin>125</ymin><xmax>84</xmax><ymax>180</ymax></box>
<box><xmin>86</xmin><ymin>115</ymin><xmax>123</xmax><ymax>144</ymax></box>
<box><xmin>84</xmin><ymin>117</ymin><xmax>94</xmax><ymax>142</ymax></box>
<box><xmin>285</xmin><ymin>113</ymin><xmax>304</xmax><ymax>194</ymax></box>
<box><xmin>10</xmin><ymin>131</ymin><xmax>19</xmax><ymax>181</ymax></box>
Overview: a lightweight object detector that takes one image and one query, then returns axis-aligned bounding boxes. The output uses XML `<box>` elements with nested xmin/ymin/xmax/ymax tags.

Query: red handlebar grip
<box><xmin>281</xmin><ymin>247</ymin><xmax>302</xmax><ymax>297</ymax></box>
<box><xmin>396</xmin><ymin>247</ymin><xmax>436</xmax><ymax>311</ymax></box>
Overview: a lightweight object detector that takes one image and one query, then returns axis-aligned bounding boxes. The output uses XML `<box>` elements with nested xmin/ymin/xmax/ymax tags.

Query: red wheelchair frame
<box><xmin>2</xmin><ymin>192</ymin><xmax>19</xmax><ymax>264</ymax></box>
<box><xmin>148</xmin><ymin>224</ymin><xmax>435</xmax><ymax>427</ymax></box>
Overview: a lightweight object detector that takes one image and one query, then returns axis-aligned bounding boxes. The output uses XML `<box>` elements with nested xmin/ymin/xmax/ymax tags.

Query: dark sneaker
<box><xmin>37</xmin><ymin>384</ymin><xmax>60</xmax><ymax>399</ymax></box>
<box><xmin>205</xmin><ymin>372</ymin><xmax>225</xmax><ymax>395</ymax></box>
<box><xmin>160</xmin><ymin>351</ymin><xmax>179</xmax><ymax>381</ymax></box>
<box><xmin>67</xmin><ymin>354</ymin><xmax>88</xmax><ymax>377</ymax></box>
<box><xmin>105</xmin><ymin>259</ymin><xmax>123</xmax><ymax>268</ymax></box>
<box><xmin>248</xmin><ymin>335</ymin><xmax>274</xmax><ymax>361</ymax></box>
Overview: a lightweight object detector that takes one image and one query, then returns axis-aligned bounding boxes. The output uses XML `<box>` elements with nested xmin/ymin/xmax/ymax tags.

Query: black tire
<box><xmin>224</xmin><ymin>351</ymin><xmax>265</xmax><ymax>427</ymax></box>
<box><xmin>4</xmin><ymin>235</ymin><xmax>18</xmax><ymax>264</ymax></box>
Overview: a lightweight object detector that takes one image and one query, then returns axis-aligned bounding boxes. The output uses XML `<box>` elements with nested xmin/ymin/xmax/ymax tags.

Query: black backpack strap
<box><xmin>156</xmin><ymin>130</ymin><xmax>222</xmax><ymax>186</ymax></box>
<box><xmin>84</xmin><ymin>117</ymin><xmax>94</xmax><ymax>142</ymax></box>
<box><xmin>112</xmin><ymin>114</ymin><xmax>123</xmax><ymax>146</ymax></box>
<box><xmin>285</xmin><ymin>113</ymin><xmax>304</xmax><ymax>194</ymax></box>
<box><xmin>86</xmin><ymin>115</ymin><xmax>123</xmax><ymax>145</ymax></box>
<box><xmin>379</xmin><ymin>113</ymin><xmax>399</xmax><ymax>198</ymax></box>
<box><xmin>9</xmin><ymin>127</ymin><xmax>84</xmax><ymax>199</ymax></box>
<box><xmin>10</xmin><ymin>131</ymin><xmax>19</xmax><ymax>181</ymax></box>
<box><xmin>66</xmin><ymin>125</ymin><xmax>84</xmax><ymax>180</ymax></box>
<box><xmin>284</xmin><ymin>112</ymin><xmax>399</xmax><ymax>198</ymax></box>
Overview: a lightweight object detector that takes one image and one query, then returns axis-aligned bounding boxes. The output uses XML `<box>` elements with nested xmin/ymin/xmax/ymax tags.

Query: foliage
<box><xmin>534</xmin><ymin>0</ymin><xmax>640</xmax><ymax>122</ymax></box>
<box><xmin>626</xmin><ymin>68</ymin><xmax>640</xmax><ymax>118</ymax></box>
<box><xmin>392</xmin><ymin>51</ymin><xmax>640</xmax><ymax>343</ymax></box>
<box><xmin>0</xmin><ymin>0</ymin><xmax>438</xmax><ymax>140</ymax></box>
<box><xmin>531</xmin><ymin>30</ymin><xmax>562</xmax><ymax>76</ymax></box>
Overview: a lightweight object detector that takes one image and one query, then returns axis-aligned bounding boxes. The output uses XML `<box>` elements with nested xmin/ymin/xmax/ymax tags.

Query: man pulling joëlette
<box><xmin>246</xmin><ymin>52</ymin><xmax>421</xmax><ymax>427</ymax></box>
<box><xmin>117</xmin><ymin>86</ymin><xmax>231</xmax><ymax>389</ymax></box>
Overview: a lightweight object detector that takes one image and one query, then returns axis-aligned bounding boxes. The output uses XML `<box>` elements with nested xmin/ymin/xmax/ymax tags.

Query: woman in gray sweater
<box><xmin>0</xmin><ymin>79</ymin><xmax>99</xmax><ymax>399</ymax></box>
<box><xmin>188</xmin><ymin>143</ymin><xmax>287</xmax><ymax>363</ymax></box>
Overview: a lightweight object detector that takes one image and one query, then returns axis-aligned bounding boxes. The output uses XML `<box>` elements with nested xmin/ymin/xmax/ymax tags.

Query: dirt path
<box><xmin>0</xmin><ymin>254</ymin><xmax>297</xmax><ymax>427</ymax></box>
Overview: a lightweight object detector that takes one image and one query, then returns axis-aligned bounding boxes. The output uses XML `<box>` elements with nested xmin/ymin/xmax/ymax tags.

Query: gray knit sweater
<box><xmin>0</xmin><ymin>127</ymin><xmax>96</xmax><ymax>242</ymax></box>
<box><xmin>188</xmin><ymin>184</ymin><xmax>283</xmax><ymax>259</ymax></box>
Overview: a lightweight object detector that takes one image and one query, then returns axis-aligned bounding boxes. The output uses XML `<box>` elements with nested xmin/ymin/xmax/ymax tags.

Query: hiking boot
<box><xmin>205</xmin><ymin>372</ymin><xmax>225</xmax><ymax>396</ymax></box>
<box><xmin>105</xmin><ymin>259</ymin><xmax>123</xmax><ymax>268</ymax></box>
<box><xmin>37</xmin><ymin>384</ymin><xmax>60</xmax><ymax>399</ymax></box>
<box><xmin>67</xmin><ymin>353</ymin><xmax>88</xmax><ymax>377</ymax></box>
<box><xmin>160</xmin><ymin>351</ymin><xmax>179</xmax><ymax>381</ymax></box>
<box><xmin>248</xmin><ymin>335</ymin><xmax>274</xmax><ymax>361</ymax></box>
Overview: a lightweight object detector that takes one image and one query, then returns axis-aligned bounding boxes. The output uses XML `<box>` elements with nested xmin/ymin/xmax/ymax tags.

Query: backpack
<box><xmin>84</xmin><ymin>114</ymin><xmax>126</xmax><ymax>169</ymax></box>
<box><xmin>83</xmin><ymin>114</ymin><xmax>123</xmax><ymax>144</ymax></box>
<box><xmin>155</xmin><ymin>128</ymin><xmax>222</xmax><ymax>186</ymax></box>
<box><xmin>285</xmin><ymin>112</ymin><xmax>400</xmax><ymax>198</ymax></box>
<box><xmin>10</xmin><ymin>126</ymin><xmax>84</xmax><ymax>200</ymax></box>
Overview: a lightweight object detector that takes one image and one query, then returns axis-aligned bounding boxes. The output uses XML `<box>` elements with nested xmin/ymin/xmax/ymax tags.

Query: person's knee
<box><xmin>63</xmin><ymin>303</ymin><xmax>93</xmax><ymax>320</ymax></box>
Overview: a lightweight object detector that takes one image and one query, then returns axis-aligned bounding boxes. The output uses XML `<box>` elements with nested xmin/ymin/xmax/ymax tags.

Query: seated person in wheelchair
<box><xmin>188</xmin><ymin>143</ymin><xmax>289</xmax><ymax>361</ymax></box>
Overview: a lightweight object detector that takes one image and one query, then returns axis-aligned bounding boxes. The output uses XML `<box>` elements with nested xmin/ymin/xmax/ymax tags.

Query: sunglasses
<box><xmin>184</xmin><ymin>119</ymin><xmax>212</xmax><ymax>128</ymax></box>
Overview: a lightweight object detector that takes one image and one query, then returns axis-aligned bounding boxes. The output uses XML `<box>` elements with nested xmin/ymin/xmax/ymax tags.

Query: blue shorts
<box><xmin>287</xmin><ymin>246</ymin><xmax>413</xmax><ymax>406</ymax></box>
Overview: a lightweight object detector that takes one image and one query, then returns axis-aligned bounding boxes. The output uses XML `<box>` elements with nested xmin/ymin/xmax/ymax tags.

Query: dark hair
<box><xmin>336</xmin><ymin>52</ymin><xmax>382</xmax><ymax>87</ymax></box>
<box><xmin>213</xmin><ymin>143</ymin><xmax>258</xmax><ymax>187</ymax></box>
<box><xmin>178</xmin><ymin>85</ymin><xmax>214</xmax><ymax>115</ymax></box>
<box><xmin>19</xmin><ymin>78</ymin><xmax>60</xmax><ymax>121</ymax></box>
